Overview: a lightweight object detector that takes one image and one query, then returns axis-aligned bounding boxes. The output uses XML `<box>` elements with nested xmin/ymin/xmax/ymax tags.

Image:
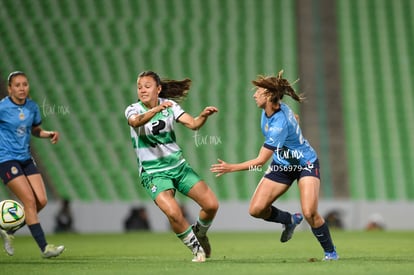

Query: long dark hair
<box><xmin>138</xmin><ymin>71</ymin><xmax>191</xmax><ymax>102</ymax></box>
<box><xmin>252</xmin><ymin>70</ymin><xmax>304</xmax><ymax>103</ymax></box>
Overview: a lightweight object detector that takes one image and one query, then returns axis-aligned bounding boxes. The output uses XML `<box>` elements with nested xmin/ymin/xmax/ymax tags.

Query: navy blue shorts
<box><xmin>0</xmin><ymin>159</ymin><xmax>39</xmax><ymax>185</ymax></box>
<box><xmin>263</xmin><ymin>159</ymin><xmax>320</xmax><ymax>185</ymax></box>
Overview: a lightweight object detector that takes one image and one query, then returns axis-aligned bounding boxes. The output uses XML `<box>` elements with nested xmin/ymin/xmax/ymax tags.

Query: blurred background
<box><xmin>0</xmin><ymin>0</ymin><xmax>413</xmax><ymax>233</ymax></box>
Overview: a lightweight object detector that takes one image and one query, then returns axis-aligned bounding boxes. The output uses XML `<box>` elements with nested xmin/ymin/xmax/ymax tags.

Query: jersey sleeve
<box><xmin>125</xmin><ymin>104</ymin><xmax>141</xmax><ymax>120</ymax></box>
<box><xmin>32</xmin><ymin>103</ymin><xmax>42</xmax><ymax>126</ymax></box>
<box><xmin>169</xmin><ymin>100</ymin><xmax>185</xmax><ymax>120</ymax></box>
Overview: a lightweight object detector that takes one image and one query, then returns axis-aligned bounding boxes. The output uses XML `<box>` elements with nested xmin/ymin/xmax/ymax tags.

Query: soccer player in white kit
<box><xmin>125</xmin><ymin>71</ymin><xmax>219</xmax><ymax>262</ymax></box>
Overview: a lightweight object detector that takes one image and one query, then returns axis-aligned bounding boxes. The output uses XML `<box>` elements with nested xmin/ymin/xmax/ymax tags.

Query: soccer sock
<box><xmin>196</xmin><ymin>217</ymin><xmax>212</xmax><ymax>236</ymax></box>
<box><xmin>176</xmin><ymin>226</ymin><xmax>202</xmax><ymax>254</ymax></box>
<box><xmin>311</xmin><ymin>222</ymin><xmax>335</xmax><ymax>253</ymax></box>
<box><xmin>264</xmin><ymin>206</ymin><xmax>292</xmax><ymax>224</ymax></box>
<box><xmin>28</xmin><ymin>223</ymin><xmax>47</xmax><ymax>252</ymax></box>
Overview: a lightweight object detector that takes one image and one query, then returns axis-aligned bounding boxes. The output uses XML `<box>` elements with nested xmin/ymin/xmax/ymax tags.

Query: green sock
<box><xmin>196</xmin><ymin>218</ymin><xmax>212</xmax><ymax>236</ymax></box>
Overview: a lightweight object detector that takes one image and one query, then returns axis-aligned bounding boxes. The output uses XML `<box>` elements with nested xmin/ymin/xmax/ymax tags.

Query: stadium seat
<box><xmin>0</xmin><ymin>0</ymin><xmax>307</xmax><ymax>203</ymax></box>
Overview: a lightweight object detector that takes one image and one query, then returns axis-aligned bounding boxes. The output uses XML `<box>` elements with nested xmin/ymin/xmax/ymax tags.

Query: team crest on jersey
<box><xmin>161</xmin><ymin>109</ymin><xmax>169</xmax><ymax>117</ymax></box>
<box><xmin>18</xmin><ymin>108</ymin><xmax>25</xmax><ymax>120</ymax></box>
<box><xmin>265</xmin><ymin>123</ymin><xmax>269</xmax><ymax>132</ymax></box>
<box><xmin>150</xmin><ymin>183</ymin><xmax>157</xmax><ymax>193</ymax></box>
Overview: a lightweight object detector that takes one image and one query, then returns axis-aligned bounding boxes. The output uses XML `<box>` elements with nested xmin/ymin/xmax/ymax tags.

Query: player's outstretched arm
<box><xmin>210</xmin><ymin>146</ymin><xmax>273</xmax><ymax>177</ymax></box>
<box><xmin>178</xmin><ymin>106</ymin><xmax>218</xmax><ymax>130</ymax></box>
<box><xmin>31</xmin><ymin>125</ymin><xmax>59</xmax><ymax>144</ymax></box>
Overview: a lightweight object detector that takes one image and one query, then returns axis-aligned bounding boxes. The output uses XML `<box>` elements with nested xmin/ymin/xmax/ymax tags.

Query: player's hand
<box><xmin>210</xmin><ymin>158</ymin><xmax>230</xmax><ymax>177</ymax></box>
<box><xmin>49</xmin><ymin>131</ymin><xmax>59</xmax><ymax>144</ymax></box>
<box><xmin>201</xmin><ymin>106</ymin><xmax>218</xmax><ymax>117</ymax></box>
<box><xmin>154</xmin><ymin>101</ymin><xmax>173</xmax><ymax>113</ymax></box>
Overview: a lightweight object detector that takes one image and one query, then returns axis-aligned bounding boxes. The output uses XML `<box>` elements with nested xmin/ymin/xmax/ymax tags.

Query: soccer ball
<box><xmin>0</xmin><ymin>200</ymin><xmax>25</xmax><ymax>231</ymax></box>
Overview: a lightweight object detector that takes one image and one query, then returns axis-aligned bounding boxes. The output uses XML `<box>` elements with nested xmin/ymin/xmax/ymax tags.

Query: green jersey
<box><xmin>125</xmin><ymin>98</ymin><xmax>186</xmax><ymax>175</ymax></box>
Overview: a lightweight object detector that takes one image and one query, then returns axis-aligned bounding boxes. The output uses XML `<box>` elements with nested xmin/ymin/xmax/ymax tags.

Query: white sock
<box><xmin>178</xmin><ymin>226</ymin><xmax>201</xmax><ymax>254</ymax></box>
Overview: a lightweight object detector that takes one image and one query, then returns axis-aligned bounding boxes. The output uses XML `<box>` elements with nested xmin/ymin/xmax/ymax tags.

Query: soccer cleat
<box><xmin>42</xmin><ymin>244</ymin><xmax>65</xmax><ymax>258</ymax></box>
<box><xmin>0</xmin><ymin>229</ymin><xmax>14</xmax><ymax>256</ymax></box>
<box><xmin>323</xmin><ymin>250</ymin><xmax>339</xmax><ymax>261</ymax></box>
<box><xmin>191</xmin><ymin>244</ymin><xmax>206</xmax><ymax>263</ymax></box>
<box><xmin>280</xmin><ymin>213</ymin><xmax>303</xmax><ymax>243</ymax></box>
<box><xmin>192</xmin><ymin>223</ymin><xmax>211</xmax><ymax>258</ymax></box>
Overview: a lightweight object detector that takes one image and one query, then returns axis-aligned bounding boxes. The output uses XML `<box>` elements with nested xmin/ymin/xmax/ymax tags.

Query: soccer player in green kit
<box><xmin>125</xmin><ymin>71</ymin><xmax>219</xmax><ymax>262</ymax></box>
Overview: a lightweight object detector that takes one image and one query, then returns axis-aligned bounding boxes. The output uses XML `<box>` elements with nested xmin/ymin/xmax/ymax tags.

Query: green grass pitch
<box><xmin>1</xmin><ymin>230</ymin><xmax>413</xmax><ymax>275</ymax></box>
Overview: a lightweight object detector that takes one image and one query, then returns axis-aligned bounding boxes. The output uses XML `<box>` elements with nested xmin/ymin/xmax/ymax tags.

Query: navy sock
<box><xmin>264</xmin><ymin>206</ymin><xmax>292</xmax><ymax>224</ymax></box>
<box><xmin>311</xmin><ymin>222</ymin><xmax>335</xmax><ymax>253</ymax></box>
<box><xmin>28</xmin><ymin>223</ymin><xmax>47</xmax><ymax>252</ymax></box>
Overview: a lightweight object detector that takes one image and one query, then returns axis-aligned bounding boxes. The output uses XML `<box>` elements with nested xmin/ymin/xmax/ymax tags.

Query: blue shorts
<box><xmin>264</xmin><ymin>159</ymin><xmax>320</xmax><ymax>185</ymax></box>
<box><xmin>0</xmin><ymin>159</ymin><xmax>39</xmax><ymax>185</ymax></box>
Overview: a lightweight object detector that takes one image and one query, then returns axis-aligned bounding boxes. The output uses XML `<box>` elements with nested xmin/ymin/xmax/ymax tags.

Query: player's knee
<box><xmin>207</xmin><ymin>198</ymin><xmax>219</xmax><ymax>213</ymax></box>
<box><xmin>248</xmin><ymin>205</ymin><xmax>265</xmax><ymax>218</ymax></box>
<box><xmin>302</xmin><ymin>209</ymin><xmax>318</xmax><ymax>224</ymax></box>
<box><xmin>200</xmin><ymin>202</ymin><xmax>219</xmax><ymax>219</ymax></box>
<box><xmin>37</xmin><ymin>197</ymin><xmax>48</xmax><ymax>212</ymax></box>
<box><xmin>197</xmin><ymin>191</ymin><xmax>219</xmax><ymax>215</ymax></box>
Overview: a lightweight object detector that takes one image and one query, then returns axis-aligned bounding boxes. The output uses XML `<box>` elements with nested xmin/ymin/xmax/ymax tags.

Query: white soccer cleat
<box><xmin>192</xmin><ymin>250</ymin><xmax>206</xmax><ymax>262</ymax></box>
<box><xmin>0</xmin><ymin>229</ymin><xmax>14</xmax><ymax>256</ymax></box>
<box><xmin>191</xmin><ymin>243</ymin><xmax>206</xmax><ymax>262</ymax></box>
<box><xmin>42</xmin><ymin>244</ymin><xmax>65</xmax><ymax>258</ymax></box>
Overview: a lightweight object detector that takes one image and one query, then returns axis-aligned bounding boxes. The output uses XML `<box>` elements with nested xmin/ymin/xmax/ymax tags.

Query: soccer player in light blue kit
<box><xmin>211</xmin><ymin>70</ymin><xmax>338</xmax><ymax>261</ymax></box>
<box><xmin>0</xmin><ymin>71</ymin><xmax>65</xmax><ymax>258</ymax></box>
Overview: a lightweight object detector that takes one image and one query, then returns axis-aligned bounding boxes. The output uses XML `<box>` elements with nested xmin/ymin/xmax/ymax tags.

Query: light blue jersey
<box><xmin>0</xmin><ymin>96</ymin><xmax>42</xmax><ymax>162</ymax></box>
<box><xmin>261</xmin><ymin>102</ymin><xmax>317</xmax><ymax>166</ymax></box>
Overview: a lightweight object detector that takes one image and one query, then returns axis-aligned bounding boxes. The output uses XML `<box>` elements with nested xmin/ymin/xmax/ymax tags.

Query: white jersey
<box><xmin>125</xmin><ymin>98</ymin><xmax>186</xmax><ymax>175</ymax></box>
